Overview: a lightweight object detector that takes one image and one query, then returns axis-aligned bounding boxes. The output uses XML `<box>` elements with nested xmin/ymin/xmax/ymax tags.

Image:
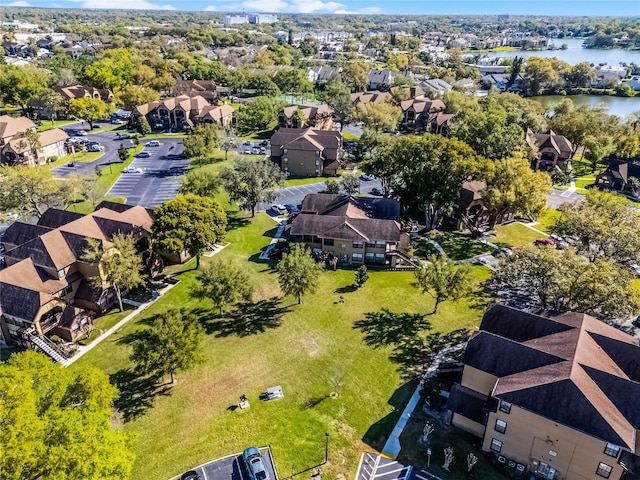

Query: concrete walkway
<box><xmin>259</xmin><ymin>219</ymin><xmax>287</xmax><ymax>260</ymax></box>
<box><xmin>64</xmin><ymin>281</ymin><xmax>179</xmax><ymax>366</ymax></box>
<box><xmin>381</xmin><ymin>343</ymin><xmax>466</xmax><ymax>459</ymax></box>
<box><xmin>410</xmin><ymin>232</ymin><xmax>446</xmax><ymax>258</ymax></box>
<box><xmin>204</xmin><ymin>242</ymin><xmax>230</xmax><ymax>257</ymax></box>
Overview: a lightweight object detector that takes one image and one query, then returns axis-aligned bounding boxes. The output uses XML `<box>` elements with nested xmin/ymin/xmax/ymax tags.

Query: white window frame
<box><xmin>490</xmin><ymin>438</ymin><xmax>502</xmax><ymax>453</ymax></box>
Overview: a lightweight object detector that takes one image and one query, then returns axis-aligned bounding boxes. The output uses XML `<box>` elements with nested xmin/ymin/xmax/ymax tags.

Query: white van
<box><xmin>147</xmin><ymin>140</ymin><xmax>160</xmax><ymax>147</ymax></box>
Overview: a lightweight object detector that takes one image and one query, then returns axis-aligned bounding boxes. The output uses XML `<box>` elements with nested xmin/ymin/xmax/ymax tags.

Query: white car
<box><xmin>123</xmin><ymin>167</ymin><xmax>143</xmax><ymax>174</ymax></box>
<box><xmin>86</xmin><ymin>144</ymin><xmax>105</xmax><ymax>152</ymax></box>
<box><xmin>271</xmin><ymin>204</ymin><xmax>287</xmax><ymax>215</ymax></box>
<box><xmin>147</xmin><ymin>140</ymin><xmax>160</xmax><ymax>147</ymax></box>
<box><xmin>632</xmin><ymin>264</ymin><xmax>640</xmax><ymax>277</ymax></box>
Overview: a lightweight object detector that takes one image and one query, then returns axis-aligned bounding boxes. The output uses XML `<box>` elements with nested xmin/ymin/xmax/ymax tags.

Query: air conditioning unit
<box><xmin>497</xmin><ymin>456</ymin><xmax>506</xmax><ymax>464</ymax></box>
<box><xmin>516</xmin><ymin>464</ymin><xmax>525</xmax><ymax>473</ymax></box>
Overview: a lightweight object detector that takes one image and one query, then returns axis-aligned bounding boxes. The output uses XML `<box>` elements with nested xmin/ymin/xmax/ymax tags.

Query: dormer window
<box><xmin>315</xmin><ymin>150</ymin><xmax>320</xmax><ymax>156</ymax></box>
<box><xmin>57</xmin><ymin>268</ymin><xmax>66</xmax><ymax>279</ymax></box>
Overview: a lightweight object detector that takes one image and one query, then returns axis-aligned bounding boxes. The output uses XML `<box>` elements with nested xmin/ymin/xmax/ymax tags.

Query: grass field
<box><xmin>71</xmin><ymin>212</ymin><xmax>493</xmax><ymax>480</ymax></box>
<box><xmin>285</xmin><ymin>177</ymin><xmax>328</xmax><ymax>187</ymax></box>
<box><xmin>36</xmin><ymin>119</ymin><xmax>76</xmax><ymax>132</ymax></box>
<box><xmin>535</xmin><ymin>209</ymin><xmax>561</xmax><ymax>233</ymax></box>
<box><xmin>492</xmin><ymin>223</ymin><xmax>546</xmax><ymax>248</ymax></box>
<box><xmin>341</xmin><ymin>131</ymin><xmax>359</xmax><ymax>141</ymax></box>
<box><xmin>434</xmin><ymin>232</ymin><xmax>491</xmax><ymax>260</ymax></box>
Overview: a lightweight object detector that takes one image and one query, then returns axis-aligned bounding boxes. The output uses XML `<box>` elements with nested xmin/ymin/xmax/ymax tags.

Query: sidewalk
<box><xmin>259</xmin><ymin>219</ymin><xmax>287</xmax><ymax>260</ymax></box>
<box><xmin>64</xmin><ymin>281</ymin><xmax>178</xmax><ymax>367</ymax></box>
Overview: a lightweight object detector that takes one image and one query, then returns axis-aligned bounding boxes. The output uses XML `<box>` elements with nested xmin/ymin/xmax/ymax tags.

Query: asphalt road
<box><xmin>106</xmin><ymin>140</ymin><xmax>189</xmax><ymax>208</ymax></box>
<box><xmin>547</xmin><ymin>187</ymin><xmax>584</xmax><ymax>209</ymax></box>
<box><xmin>184</xmin><ymin>448</ymin><xmax>278</xmax><ymax>480</ymax></box>
<box><xmin>258</xmin><ymin>177</ymin><xmax>383</xmax><ymax>212</ymax></box>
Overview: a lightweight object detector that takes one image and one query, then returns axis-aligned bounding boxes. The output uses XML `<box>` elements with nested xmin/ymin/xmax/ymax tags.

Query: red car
<box><xmin>534</xmin><ymin>238</ymin><xmax>554</xmax><ymax>247</ymax></box>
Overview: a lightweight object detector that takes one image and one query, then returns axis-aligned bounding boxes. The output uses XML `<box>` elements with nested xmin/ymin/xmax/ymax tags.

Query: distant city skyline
<box><xmin>3</xmin><ymin>0</ymin><xmax>640</xmax><ymax>16</ymax></box>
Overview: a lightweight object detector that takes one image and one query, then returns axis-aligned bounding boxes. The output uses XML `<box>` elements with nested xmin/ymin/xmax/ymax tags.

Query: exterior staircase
<box><xmin>29</xmin><ymin>332</ymin><xmax>67</xmax><ymax>363</ymax></box>
<box><xmin>387</xmin><ymin>249</ymin><xmax>421</xmax><ymax>270</ymax></box>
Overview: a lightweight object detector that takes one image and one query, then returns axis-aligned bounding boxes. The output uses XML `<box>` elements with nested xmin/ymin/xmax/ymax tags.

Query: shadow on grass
<box><xmin>437</xmin><ymin>233</ymin><xmax>490</xmax><ymax>261</ymax></box>
<box><xmin>193</xmin><ymin>297</ymin><xmax>290</xmax><ymax>337</ymax></box>
<box><xmin>227</xmin><ymin>213</ymin><xmax>251</xmax><ymax>231</ymax></box>
<box><xmin>354</xmin><ymin>309</ymin><xmax>430</xmax><ymax>349</ymax></box>
<box><xmin>334</xmin><ymin>284</ymin><xmax>357</xmax><ymax>294</ymax></box>
<box><xmin>301</xmin><ymin>395</ymin><xmax>329</xmax><ymax>410</ymax></box>
<box><xmin>110</xmin><ymin>368</ymin><xmax>173</xmax><ymax>422</ymax></box>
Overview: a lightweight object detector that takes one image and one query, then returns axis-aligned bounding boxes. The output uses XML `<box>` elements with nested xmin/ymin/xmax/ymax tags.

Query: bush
<box><xmin>49</xmin><ymin>155</ymin><xmax>58</xmax><ymax>163</ymax></box>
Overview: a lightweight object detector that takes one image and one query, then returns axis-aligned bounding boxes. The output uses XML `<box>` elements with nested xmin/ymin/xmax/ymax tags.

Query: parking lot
<box><xmin>356</xmin><ymin>453</ymin><xmax>439</xmax><ymax>480</ymax></box>
<box><xmin>181</xmin><ymin>448</ymin><xmax>278</xmax><ymax>480</ymax></box>
<box><xmin>106</xmin><ymin>140</ymin><xmax>189</xmax><ymax>208</ymax></box>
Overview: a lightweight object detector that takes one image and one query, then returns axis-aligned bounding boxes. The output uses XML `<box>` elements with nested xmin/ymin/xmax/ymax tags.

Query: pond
<box><xmin>485</xmin><ymin>38</ymin><xmax>640</xmax><ymax>66</ymax></box>
<box><xmin>531</xmin><ymin>94</ymin><xmax>640</xmax><ymax>119</ymax></box>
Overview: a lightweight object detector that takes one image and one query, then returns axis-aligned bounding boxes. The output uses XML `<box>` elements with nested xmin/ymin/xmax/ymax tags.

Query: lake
<box><xmin>532</xmin><ymin>94</ymin><xmax>640</xmax><ymax>119</ymax></box>
<box><xmin>485</xmin><ymin>38</ymin><xmax>640</xmax><ymax>66</ymax></box>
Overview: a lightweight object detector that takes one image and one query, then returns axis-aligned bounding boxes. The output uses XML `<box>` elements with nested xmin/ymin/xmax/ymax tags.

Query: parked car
<box><xmin>370</xmin><ymin>188</ymin><xmax>382</xmax><ymax>196</ymax></box>
<box><xmin>115</xmin><ymin>133</ymin><xmax>131</xmax><ymax>140</ymax></box>
<box><xmin>251</xmin><ymin>147</ymin><xmax>260</xmax><ymax>155</ymax></box>
<box><xmin>284</xmin><ymin>203</ymin><xmax>299</xmax><ymax>214</ymax></box>
<box><xmin>243</xmin><ymin>141</ymin><xmax>252</xmax><ymax>146</ymax></box>
<box><xmin>147</xmin><ymin>140</ymin><xmax>160</xmax><ymax>147</ymax></box>
<box><xmin>180</xmin><ymin>471</ymin><xmax>200</xmax><ymax>480</ymax></box>
<box><xmin>632</xmin><ymin>316</ymin><xmax>640</xmax><ymax>328</ymax></box>
<box><xmin>123</xmin><ymin>167</ymin><xmax>143</xmax><ymax>173</ymax></box>
<box><xmin>75</xmin><ymin>130</ymin><xmax>88</xmax><ymax>136</ymax></box>
<box><xmin>259</xmin><ymin>146</ymin><xmax>266</xmax><ymax>154</ymax></box>
<box><xmin>135</xmin><ymin>151</ymin><xmax>151</xmax><ymax>158</ymax></box>
<box><xmin>111</xmin><ymin>119</ymin><xmax>124</xmax><ymax>125</ymax></box>
<box><xmin>549</xmin><ymin>234</ymin><xmax>569</xmax><ymax>249</ymax></box>
<box><xmin>271</xmin><ymin>204</ymin><xmax>287</xmax><ymax>215</ymax></box>
<box><xmin>631</xmin><ymin>264</ymin><xmax>640</xmax><ymax>277</ymax></box>
<box><xmin>492</xmin><ymin>247</ymin><xmax>513</xmax><ymax>257</ymax></box>
<box><xmin>360</xmin><ymin>174</ymin><xmax>373</xmax><ymax>181</ymax></box>
<box><xmin>86</xmin><ymin>144</ymin><xmax>104</xmax><ymax>152</ymax></box>
<box><xmin>67</xmin><ymin>162</ymin><xmax>75</xmax><ymax>167</ymax></box>
<box><xmin>534</xmin><ymin>238</ymin><xmax>554</xmax><ymax>247</ymax></box>
<box><xmin>242</xmin><ymin>448</ymin><xmax>270</xmax><ymax>480</ymax></box>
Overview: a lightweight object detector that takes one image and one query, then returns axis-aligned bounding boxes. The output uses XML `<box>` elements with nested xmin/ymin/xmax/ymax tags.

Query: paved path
<box><xmin>259</xmin><ymin>219</ymin><xmax>287</xmax><ymax>260</ymax></box>
<box><xmin>356</xmin><ymin>453</ymin><xmax>441</xmax><ymax>480</ymax></box>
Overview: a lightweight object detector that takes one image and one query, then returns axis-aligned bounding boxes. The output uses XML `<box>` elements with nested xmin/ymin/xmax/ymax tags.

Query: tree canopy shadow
<box><xmin>193</xmin><ymin>297</ymin><xmax>290</xmax><ymax>337</ymax></box>
<box><xmin>334</xmin><ymin>284</ymin><xmax>357</xmax><ymax>294</ymax></box>
<box><xmin>226</xmin><ymin>213</ymin><xmax>251</xmax><ymax>231</ymax></box>
<box><xmin>354</xmin><ymin>309</ymin><xmax>430</xmax><ymax>349</ymax></box>
<box><xmin>110</xmin><ymin>368</ymin><xmax>173</xmax><ymax>422</ymax></box>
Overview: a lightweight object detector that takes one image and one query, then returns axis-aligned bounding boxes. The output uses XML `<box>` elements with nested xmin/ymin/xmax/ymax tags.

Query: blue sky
<box><xmin>5</xmin><ymin>0</ymin><xmax>640</xmax><ymax>16</ymax></box>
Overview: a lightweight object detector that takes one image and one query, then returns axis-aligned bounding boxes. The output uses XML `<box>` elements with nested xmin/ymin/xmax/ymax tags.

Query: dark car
<box><xmin>284</xmin><ymin>203</ymin><xmax>299</xmax><ymax>213</ymax></box>
<box><xmin>243</xmin><ymin>447</ymin><xmax>270</xmax><ymax>480</ymax></box>
<box><xmin>492</xmin><ymin>247</ymin><xmax>513</xmax><ymax>257</ymax></box>
<box><xmin>180</xmin><ymin>471</ymin><xmax>200</xmax><ymax>480</ymax></box>
<box><xmin>370</xmin><ymin>188</ymin><xmax>382</xmax><ymax>196</ymax></box>
<box><xmin>632</xmin><ymin>317</ymin><xmax>640</xmax><ymax>328</ymax></box>
<box><xmin>136</xmin><ymin>151</ymin><xmax>151</xmax><ymax>158</ymax></box>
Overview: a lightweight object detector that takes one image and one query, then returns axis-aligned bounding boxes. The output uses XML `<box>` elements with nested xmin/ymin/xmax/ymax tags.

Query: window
<box><xmin>596</xmin><ymin>462</ymin><xmax>612</xmax><ymax>479</ymax></box>
<box><xmin>353</xmin><ymin>241</ymin><xmax>363</xmax><ymax>249</ymax></box>
<box><xmin>315</xmin><ymin>169</ymin><xmax>320</xmax><ymax>174</ymax></box>
<box><xmin>375</xmin><ymin>240</ymin><xmax>386</xmax><ymax>248</ymax></box>
<box><xmin>366</xmin><ymin>253</ymin><xmax>374</xmax><ymax>262</ymax></box>
<box><xmin>604</xmin><ymin>444</ymin><xmax>620</xmax><ymax>458</ymax></box>
<box><xmin>499</xmin><ymin>401</ymin><xmax>512</xmax><ymax>414</ymax></box>
<box><xmin>365</xmin><ymin>242</ymin><xmax>375</xmax><ymax>248</ymax></box>
<box><xmin>490</xmin><ymin>439</ymin><xmax>502</xmax><ymax>453</ymax></box>
<box><xmin>315</xmin><ymin>150</ymin><xmax>320</xmax><ymax>156</ymax></box>
<box><xmin>352</xmin><ymin>253</ymin><xmax>363</xmax><ymax>262</ymax></box>
<box><xmin>315</xmin><ymin>159</ymin><xmax>320</xmax><ymax>166</ymax></box>
<box><xmin>494</xmin><ymin>419</ymin><xmax>507</xmax><ymax>434</ymax></box>
<box><xmin>283</xmin><ymin>148</ymin><xmax>288</xmax><ymax>154</ymax></box>
<box><xmin>284</xmin><ymin>166</ymin><xmax>289</xmax><ymax>171</ymax></box>
<box><xmin>283</xmin><ymin>157</ymin><xmax>288</xmax><ymax>163</ymax></box>
<box><xmin>324</xmin><ymin>239</ymin><xmax>334</xmax><ymax>246</ymax></box>
<box><xmin>57</xmin><ymin>268</ymin><xmax>66</xmax><ymax>279</ymax></box>
<box><xmin>375</xmin><ymin>253</ymin><xmax>385</xmax><ymax>262</ymax></box>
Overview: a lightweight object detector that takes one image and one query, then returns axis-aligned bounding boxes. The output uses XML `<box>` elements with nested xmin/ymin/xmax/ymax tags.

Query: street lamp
<box><xmin>324</xmin><ymin>432</ymin><xmax>329</xmax><ymax>464</ymax></box>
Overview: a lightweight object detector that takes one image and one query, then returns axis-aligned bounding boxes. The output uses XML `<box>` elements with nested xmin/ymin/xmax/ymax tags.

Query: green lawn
<box><xmin>574</xmin><ymin>177</ymin><xmax>595</xmax><ymax>189</ymax></box>
<box><xmin>535</xmin><ymin>209</ymin><xmax>561</xmax><ymax>233</ymax></box>
<box><xmin>341</xmin><ymin>131</ymin><xmax>359</xmax><ymax>140</ymax></box>
<box><xmin>434</xmin><ymin>232</ymin><xmax>491</xmax><ymax>261</ymax></box>
<box><xmin>410</xmin><ymin>238</ymin><xmax>439</xmax><ymax>259</ymax></box>
<box><xmin>78</xmin><ymin>306</ymin><xmax>135</xmax><ymax>346</ymax></box>
<box><xmin>285</xmin><ymin>177</ymin><xmax>327</xmax><ymax>187</ymax></box>
<box><xmin>492</xmin><ymin>223</ymin><xmax>546</xmax><ymax>248</ymax></box>
<box><xmin>36</xmin><ymin>119</ymin><xmax>76</xmax><ymax>132</ymax></box>
<box><xmin>71</xmin><ymin>212</ymin><xmax>493</xmax><ymax>480</ymax></box>
<box><xmin>44</xmin><ymin>151</ymin><xmax>104</xmax><ymax>171</ymax></box>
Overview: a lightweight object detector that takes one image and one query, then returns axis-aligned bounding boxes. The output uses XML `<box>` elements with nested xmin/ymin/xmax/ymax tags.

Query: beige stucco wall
<box><xmin>460</xmin><ymin>365</ymin><xmax>498</xmax><ymax>396</ymax></box>
<box><xmin>452</xmin><ymin>412</ymin><xmax>486</xmax><ymax>438</ymax></box>
<box><xmin>281</xmin><ymin>149</ymin><xmax>324</xmax><ymax>177</ymax></box>
<box><xmin>482</xmin><ymin>405</ymin><xmax>631</xmax><ymax>480</ymax></box>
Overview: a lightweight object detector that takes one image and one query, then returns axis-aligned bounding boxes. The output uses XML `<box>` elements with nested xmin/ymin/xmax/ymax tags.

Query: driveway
<box><xmin>181</xmin><ymin>448</ymin><xmax>278</xmax><ymax>480</ymax></box>
<box><xmin>547</xmin><ymin>187</ymin><xmax>584</xmax><ymax>209</ymax></box>
<box><xmin>106</xmin><ymin>140</ymin><xmax>189</xmax><ymax>208</ymax></box>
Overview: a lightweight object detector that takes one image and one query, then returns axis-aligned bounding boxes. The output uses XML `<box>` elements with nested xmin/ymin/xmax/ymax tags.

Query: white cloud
<box><xmin>80</xmin><ymin>0</ymin><xmax>176</xmax><ymax>9</ymax></box>
<box><xmin>204</xmin><ymin>5</ymin><xmax>217</xmax><ymax>10</ymax></box>
<box><xmin>242</xmin><ymin>0</ymin><xmax>288</xmax><ymax>11</ymax></box>
<box><xmin>242</xmin><ymin>0</ymin><xmax>347</xmax><ymax>12</ymax></box>
<box><xmin>358</xmin><ymin>6</ymin><xmax>382</xmax><ymax>13</ymax></box>
<box><xmin>6</xmin><ymin>1</ymin><xmax>31</xmax><ymax>6</ymax></box>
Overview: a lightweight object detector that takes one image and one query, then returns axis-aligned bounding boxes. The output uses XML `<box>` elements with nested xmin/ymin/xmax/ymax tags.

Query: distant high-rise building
<box><xmin>223</xmin><ymin>13</ymin><xmax>277</xmax><ymax>25</ymax></box>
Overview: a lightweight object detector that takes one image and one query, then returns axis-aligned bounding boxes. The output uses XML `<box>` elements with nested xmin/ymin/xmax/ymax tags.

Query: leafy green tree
<box><xmin>68</xmin><ymin>97</ymin><xmax>114</xmax><ymax>129</ymax></box>
<box><xmin>324</xmin><ymin>178</ymin><xmax>340</xmax><ymax>194</ymax></box>
<box><xmin>351</xmin><ymin>102</ymin><xmax>402</xmax><ymax>133</ymax></box>
<box><xmin>130</xmin><ymin>309</ymin><xmax>205</xmax><ymax>384</ymax></box>
<box><xmin>340</xmin><ymin>61</ymin><xmax>369</xmax><ymax>92</ymax></box>
<box><xmin>83</xmin><ymin>233</ymin><xmax>145</xmax><ymax>312</ymax></box>
<box><xmin>137</xmin><ymin>116</ymin><xmax>151</xmax><ymax>136</ymax></box>
<box><xmin>277</xmin><ymin>243</ymin><xmax>323</xmax><ymax>304</ymax></box>
<box><xmin>321</xmin><ymin>80</ymin><xmax>352</xmax><ymax>131</ymax></box>
<box><xmin>273</xmin><ymin>69</ymin><xmax>313</xmax><ymax>96</ymax></box>
<box><xmin>83</xmin><ymin>48</ymin><xmax>134</xmax><ymax>91</ymax></box>
<box><xmin>551</xmin><ymin>190</ymin><xmax>640</xmax><ymax>265</ymax></box>
<box><xmin>0</xmin><ymin>165</ymin><xmax>82</xmax><ymax>217</ymax></box>
<box><xmin>119</xmin><ymin>85</ymin><xmax>160</xmax><ymax>110</ymax></box>
<box><xmin>414</xmin><ymin>255</ymin><xmax>473</xmax><ymax>314</ymax></box>
<box><xmin>341</xmin><ymin>174</ymin><xmax>360</xmax><ymax>194</ymax></box>
<box><xmin>118</xmin><ymin>143</ymin><xmax>129</xmax><ymax>162</ymax></box>
<box><xmin>0</xmin><ymin>351</ymin><xmax>135</xmax><ymax>480</ymax></box>
<box><xmin>354</xmin><ymin>265</ymin><xmax>369</xmax><ymax>288</ymax></box>
<box><xmin>0</xmin><ymin>65</ymin><xmax>50</xmax><ymax>114</ymax></box>
<box><xmin>249</xmin><ymin>74</ymin><xmax>281</xmax><ymax>96</ymax></box>
<box><xmin>153</xmin><ymin>194</ymin><xmax>227</xmax><ymax>269</ymax></box>
<box><xmin>523</xmin><ymin>57</ymin><xmax>569</xmax><ymax>95</ymax></box>
<box><xmin>192</xmin><ymin>260</ymin><xmax>253</xmax><ymax>314</ymax></box>
<box><xmin>236</xmin><ymin>96</ymin><xmax>282</xmax><ymax>133</ymax></box>
<box><xmin>217</xmin><ymin>126</ymin><xmax>236</xmax><ymax>161</ymax></box>
<box><xmin>220</xmin><ymin>158</ymin><xmax>285</xmax><ymax>217</ymax></box>
<box><xmin>179</xmin><ymin>170</ymin><xmax>220</xmax><ymax>198</ymax></box>
<box><xmin>550</xmin><ymin>105</ymin><xmax>618</xmax><ymax>158</ymax></box>
<box><xmin>493</xmin><ymin>246</ymin><xmax>640</xmax><ymax>318</ymax></box>
<box><xmin>183</xmin><ymin>123</ymin><xmax>219</xmax><ymax>159</ymax></box>
<box><xmin>566</xmin><ymin>62</ymin><xmax>597</xmax><ymax>88</ymax></box>
<box><xmin>36</xmin><ymin>90</ymin><xmax>65</xmax><ymax>123</ymax></box>
<box><xmin>299</xmin><ymin>36</ymin><xmax>320</xmax><ymax>57</ymax></box>
<box><xmin>482</xmin><ymin>154</ymin><xmax>552</xmax><ymax>228</ymax></box>
<box><xmin>583</xmin><ymin>134</ymin><xmax>615</xmax><ymax>172</ymax></box>
<box><xmin>16</xmin><ymin>127</ymin><xmax>42</xmax><ymax>164</ymax></box>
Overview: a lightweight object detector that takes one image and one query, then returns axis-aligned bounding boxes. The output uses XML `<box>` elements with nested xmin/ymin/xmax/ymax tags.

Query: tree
<box><xmin>119</xmin><ymin>85</ymin><xmax>160</xmax><ymax>110</ymax></box>
<box><xmin>523</xmin><ymin>57</ymin><xmax>569</xmax><ymax>95</ymax></box>
<box><xmin>550</xmin><ymin>105</ymin><xmax>618</xmax><ymax>158</ymax></box>
<box><xmin>341</xmin><ymin>174</ymin><xmax>360</xmax><ymax>194</ymax></box>
<box><xmin>277</xmin><ymin>243</ymin><xmax>323</xmax><ymax>304</ymax></box>
<box><xmin>551</xmin><ymin>190</ymin><xmax>640</xmax><ymax>265</ymax></box>
<box><xmin>354</xmin><ymin>265</ymin><xmax>369</xmax><ymax>288</ymax></box>
<box><xmin>153</xmin><ymin>195</ymin><xmax>227</xmax><ymax>269</ymax></box>
<box><xmin>341</xmin><ymin>61</ymin><xmax>369</xmax><ymax>92</ymax></box>
<box><xmin>118</xmin><ymin>143</ymin><xmax>129</xmax><ymax>162</ymax></box>
<box><xmin>220</xmin><ymin>158</ymin><xmax>285</xmax><ymax>217</ymax></box>
<box><xmin>482</xmin><ymin>154</ymin><xmax>552</xmax><ymax>228</ymax></box>
<box><xmin>492</xmin><ymin>246</ymin><xmax>640</xmax><ymax>318</ymax></box>
<box><xmin>192</xmin><ymin>260</ymin><xmax>253</xmax><ymax>314</ymax></box>
<box><xmin>35</xmin><ymin>90</ymin><xmax>64</xmax><ymax>123</ymax></box>
<box><xmin>0</xmin><ymin>351</ymin><xmax>135</xmax><ymax>480</ymax></box>
<box><xmin>566</xmin><ymin>62</ymin><xmax>596</xmax><ymax>88</ymax></box>
<box><xmin>130</xmin><ymin>309</ymin><xmax>205</xmax><ymax>384</ymax></box>
<box><xmin>272</xmin><ymin>69</ymin><xmax>313</xmax><ymax>97</ymax></box>
<box><xmin>249</xmin><ymin>74</ymin><xmax>281</xmax><ymax>96</ymax></box>
<box><xmin>321</xmin><ymin>80</ymin><xmax>352</xmax><ymax>131</ymax></box>
<box><xmin>183</xmin><ymin>123</ymin><xmax>219</xmax><ymax>159</ymax></box>
<box><xmin>68</xmin><ymin>97</ymin><xmax>114</xmax><ymax>129</ymax></box>
<box><xmin>324</xmin><ymin>178</ymin><xmax>340</xmax><ymax>194</ymax></box>
<box><xmin>16</xmin><ymin>128</ymin><xmax>42</xmax><ymax>164</ymax></box>
<box><xmin>583</xmin><ymin>134</ymin><xmax>615</xmax><ymax>172</ymax></box>
<box><xmin>414</xmin><ymin>255</ymin><xmax>473</xmax><ymax>314</ymax></box>
<box><xmin>216</xmin><ymin>126</ymin><xmax>237</xmax><ymax>161</ymax></box>
<box><xmin>0</xmin><ymin>165</ymin><xmax>82</xmax><ymax>217</ymax></box>
<box><xmin>179</xmin><ymin>170</ymin><xmax>220</xmax><ymax>198</ymax></box>
<box><xmin>351</xmin><ymin>102</ymin><xmax>402</xmax><ymax>133</ymax></box>
<box><xmin>83</xmin><ymin>234</ymin><xmax>145</xmax><ymax>312</ymax></box>
<box><xmin>137</xmin><ymin>116</ymin><xmax>151</xmax><ymax>136</ymax></box>
<box><xmin>83</xmin><ymin>48</ymin><xmax>134</xmax><ymax>91</ymax></box>
<box><xmin>236</xmin><ymin>96</ymin><xmax>282</xmax><ymax>133</ymax></box>
<box><xmin>506</xmin><ymin>56</ymin><xmax>523</xmax><ymax>91</ymax></box>
<box><xmin>0</xmin><ymin>65</ymin><xmax>50</xmax><ymax>114</ymax></box>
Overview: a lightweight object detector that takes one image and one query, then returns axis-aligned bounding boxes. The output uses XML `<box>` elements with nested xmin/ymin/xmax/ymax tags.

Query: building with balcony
<box><xmin>277</xmin><ymin>104</ymin><xmax>333</xmax><ymax>130</ymax></box>
<box><xmin>131</xmin><ymin>95</ymin><xmax>213</xmax><ymax>131</ymax></box>
<box><xmin>270</xmin><ymin>127</ymin><xmax>342</xmax><ymax>177</ymax></box>
<box><xmin>526</xmin><ymin>129</ymin><xmax>573</xmax><ymax>172</ymax></box>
